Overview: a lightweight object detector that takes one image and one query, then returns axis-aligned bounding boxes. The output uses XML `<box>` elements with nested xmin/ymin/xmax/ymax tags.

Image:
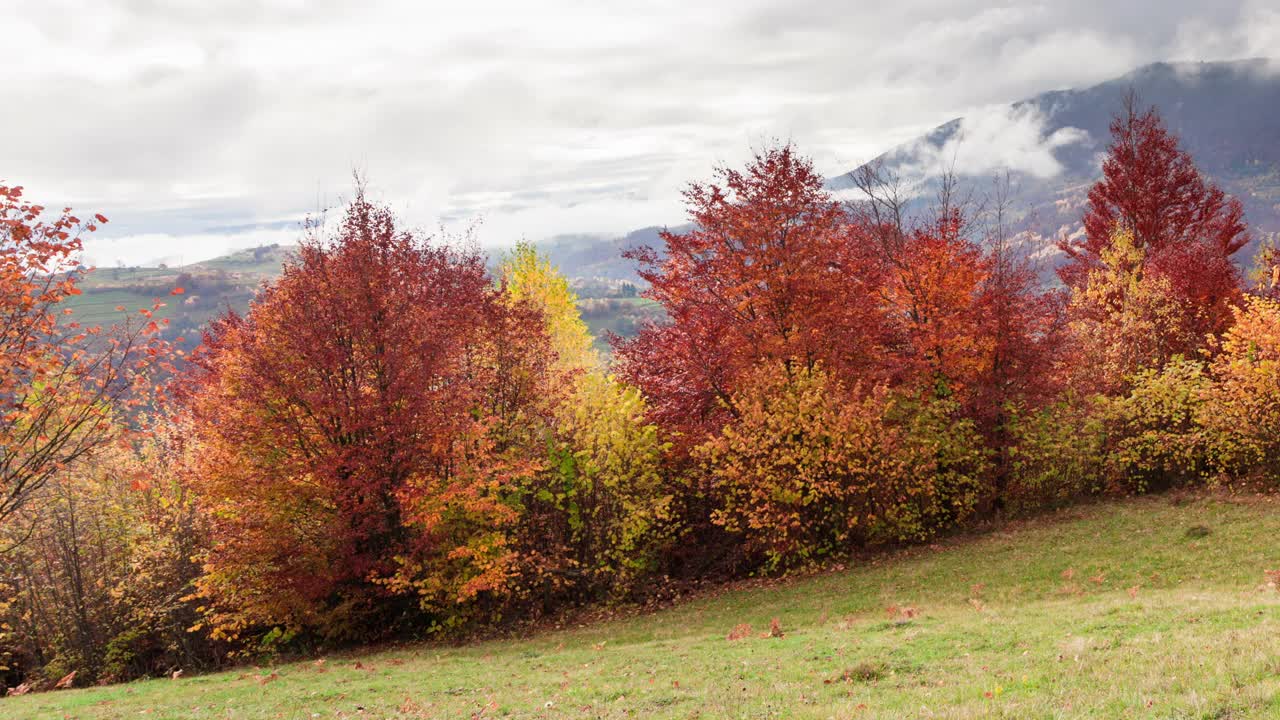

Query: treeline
<box><xmin>4</xmin><ymin>98</ymin><xmax>1280</xmax><ymax>692</ymax></box>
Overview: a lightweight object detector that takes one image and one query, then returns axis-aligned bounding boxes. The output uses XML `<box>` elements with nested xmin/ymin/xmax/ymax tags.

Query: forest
<box><xmin>3</xmin><ymin>97</ymin><xmax>1279</xmax><ymax>696</ymax></box>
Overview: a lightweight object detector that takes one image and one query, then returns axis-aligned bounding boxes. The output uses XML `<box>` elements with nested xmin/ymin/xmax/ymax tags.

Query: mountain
<box><xmin>831</xmin><ymin>58</ymin><xmax>1280</xmax><ymax>263</ymax></box>
<box><xmin>534</xmin><ymin>226</ymin><xmax>668</xmax><ymax>283</ymax></box>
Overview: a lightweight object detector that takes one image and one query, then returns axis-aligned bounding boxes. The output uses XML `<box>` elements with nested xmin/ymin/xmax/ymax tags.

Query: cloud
<box><xmin>884</xmin><ymin>104</ymin><xmax>1090</xmax><ymax>183</ymax></box>
<box><xmin>1170</xmin><ymin>0</ymin><xmax>1280</xmax><ymax>66</ymax></box>
<box><xmin>82</xmin><ymin>227</ymin><xmax>303</xmax><ymax>268</ymax></box>
<box><xmin>3</xmin><ymin>0</ymin><xmax>1278</xmax><ymax>265</ymax></box>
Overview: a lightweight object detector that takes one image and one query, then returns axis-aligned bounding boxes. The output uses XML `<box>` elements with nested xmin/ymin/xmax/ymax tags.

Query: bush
<box><xmin>890</xmin><ymin>393</ymin><xmax>989</xmax><ymax>532</ymax></box>
<box><xmin>1108</xmin><ymin>358</ymin><xmax>1212</xmax><ymax>492</ymax></box>
<box><xmin>0</xmin><ymin>436</ymin><xmax>216</xmax><ymax>687</ymax></box>
<box><xmin>1202</xmin><ymin>296</ymin><xmax>1280</xmax><ymax>481</ymax></box>
<box><xmin>1006</xmin><ymin>395</ymin><xmax>1111</xmax><ymax>514</ymax></box>
<box><xmin>696</xmin><ymin>362</ymin><xmax>985</xmax><ymax>572</ymax></box>
<box><xmin>516</xmin><ymin>373</ymin><xmax>677</xmax><ymax>605</ymax></box>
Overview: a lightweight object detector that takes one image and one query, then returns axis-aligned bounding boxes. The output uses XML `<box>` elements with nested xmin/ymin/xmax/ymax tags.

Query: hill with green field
<box><xmin>8</xmin><ymin>493</ymin><xmax>1280</xmax><ymax>719</ymax></box>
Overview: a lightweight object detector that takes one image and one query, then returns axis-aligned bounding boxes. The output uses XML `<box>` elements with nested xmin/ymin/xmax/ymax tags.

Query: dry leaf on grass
<box><xmin>54</xmin><ymin>671</ymin><xmax>76</xmax><ymax>689</ymax></box>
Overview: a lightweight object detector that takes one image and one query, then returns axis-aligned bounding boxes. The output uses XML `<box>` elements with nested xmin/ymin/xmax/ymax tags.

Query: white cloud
<box><xmin>81</xmin><ymin>227</ymin><xmax>303</xmax><ymax>269</ymax></box>
<box><xmin>886</xmin><ymin>105</ymin><xmax>1090</xmax><ymax>183</ymax></box>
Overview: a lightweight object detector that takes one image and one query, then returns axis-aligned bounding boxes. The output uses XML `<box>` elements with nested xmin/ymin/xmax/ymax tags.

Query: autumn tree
<box><xmin>0</xmin><ymin>185</ymin><xmax>169</xmax><ymax>528</ymax></box>
<box><xmin>1066</xmin><ymin>231</ymin><xmax>1196</xmax><ymax>395</ymax></box>
<box><xmin>498</xmin><ymin>244</ymin><xmax>675</xmax><ymax>603</ymax></box>
<box><xmin>848</xmin><ymin>166</ymin><xmax>988</xmax><ymax>393</ymax></box>
<box><xmin>1059</xmin><ymin>94</ymin><xmax>1248</xmax><ymax>346</ymax></box>
<box><xmin>615</xmin><ymin>145</ymin><xmax>886</xmax><ymax>449</ymax></box>
<box><xmin>1201</xmin><ymin>296</ymin><xmax>1280</xmax><ymax>478</ymax></box>
<box><xmin>181</xmin><ymin>192</ymin><xmax>553</xmax><ymax>641</ymax></box>
<box><xmin>971</xmin><ymin>179</ymin><xmax>1065</xmax><ymax>495</ymax></box>
<box><xmin>848</xmin><ymin>168</ymin><xmax>1061</xmax><ymax>505</ymax></box>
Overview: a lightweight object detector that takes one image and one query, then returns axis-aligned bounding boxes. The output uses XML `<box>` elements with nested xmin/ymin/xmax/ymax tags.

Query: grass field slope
<box><xmin>8</xmin><ymin>493</ymin><xmax>1280</xmax><ymax>719</ymax></box>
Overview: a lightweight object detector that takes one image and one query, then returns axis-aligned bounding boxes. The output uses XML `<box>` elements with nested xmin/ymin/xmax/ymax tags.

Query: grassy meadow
<box><xmin>8</xmin><ymin>492</ymin><xmax>1280</xmax><ymax>719</ymax></box>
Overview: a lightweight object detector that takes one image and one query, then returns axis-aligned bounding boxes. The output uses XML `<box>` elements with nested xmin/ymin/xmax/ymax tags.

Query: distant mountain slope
<box><xmin>66</xmin><ymin>244</ymin><xmax>293</xmax><ymax>341</ymax></box>
<box><xmin>535</xmin><ymin>225</ymin><xmax>673</xmax><ymax>283</ymax></box>
<box><xmin>65</xmin><ymin>241</ymin><xmax>662</xmax><ymax>351</ymax></box>
<box><xmin>832</xmin><ymin>58</ymin><xmax>1280</xmax><ymax>262</ymax></box>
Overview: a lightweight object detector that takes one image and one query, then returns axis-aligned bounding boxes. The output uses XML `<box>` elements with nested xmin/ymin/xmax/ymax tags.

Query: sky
<box><xmin>3</xmin><ymin>0</ymin><xmax>1280</xmax><ymax>267</ymax></box>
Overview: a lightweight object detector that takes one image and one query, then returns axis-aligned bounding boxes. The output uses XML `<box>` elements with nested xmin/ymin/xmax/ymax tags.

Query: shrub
<box><xmin>696</xmin><ymin>362</ymin><xmax>984</xmax><ymax>572</ymax></box>
<box><xmin>519</xmin><ymin>373</ymin><xmax>676</xmax><ymax>604</ymax></box>
<box><xmin>0</xmin><ymin>436</ymin><xmax>215</xmax><ymax>687</ymax></box>
<box><xmin>1201</xmin><ymin>296</ymin><xmax>1280</xmax><ymax>481</ymax></box>
<box><xmin>1006</xmin><ymin>395</ymin><xmax>1111</xmax><ymax>514</ymax></box>
<box><xmin>1107</xmin><ymin>358</ymin><xmax>1212</xmax><ymax>492</ymax></box>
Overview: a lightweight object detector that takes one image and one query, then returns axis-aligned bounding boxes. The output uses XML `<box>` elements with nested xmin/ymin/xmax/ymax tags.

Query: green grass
<box><xmin>9</xmin><ymin>492</ymin><xmax>1280</xmax><ymax>719</ymax></box>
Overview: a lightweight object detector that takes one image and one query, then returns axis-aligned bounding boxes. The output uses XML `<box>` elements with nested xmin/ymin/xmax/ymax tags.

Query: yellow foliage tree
<box><xmin>500</xmin><ymin>242</ymin><xmax>598</xmax><ymax>375</ymax></box>
<box><xmin>498</xmin><ymin>244</ymin><xmax>674</xmax><ymax>600</ymax></box>
<box><xmin>1066</xmin><ymin>230</ymin><xmax>1197</xmax><ymax>394</ymax></box>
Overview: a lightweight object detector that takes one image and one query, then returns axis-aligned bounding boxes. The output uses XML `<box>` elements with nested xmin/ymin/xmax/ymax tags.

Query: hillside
<box><xmin>66</xmin><ymin>244</ymin><xmax>294</xmax><ymax>342</ymax></box>
<box><xmin>8</xmin><ymin>493</ymin><xmax>1280</xmax><ymax>719</ymax></box>
<box><xmin>66</xmin><ymin>242</ymin><xmax>661</xmax><ymax>352</ymax></box>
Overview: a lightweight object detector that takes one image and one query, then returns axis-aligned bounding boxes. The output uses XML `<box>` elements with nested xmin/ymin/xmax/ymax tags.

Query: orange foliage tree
<box><xmin>1202</xmin><ymin>296</ymin><xmax>1280</xmax><ymax>478</ymax></box>
<box><xmin>180</xmin><ymin>192</ymin><xmax>553</xmax><ymax>642</ymax></box>
<box><xmin>849</xmin><ymin>169</ymin><xmax>1062</xmax><ymax>504</ymax></box>
<box><xmin>0</xmin><ymin>185</ymin><xmax>170</xmax><ymax>527</ymax></box>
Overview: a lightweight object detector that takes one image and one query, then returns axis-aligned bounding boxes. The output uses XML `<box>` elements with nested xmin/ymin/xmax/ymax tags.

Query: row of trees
<box><xmin>5</xmin><ymin>98</ymin><xmax>1280</xmax><ymax>689</ymax></box>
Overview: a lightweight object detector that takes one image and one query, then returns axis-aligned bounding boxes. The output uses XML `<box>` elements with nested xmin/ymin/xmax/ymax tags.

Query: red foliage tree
<box><xmin>848</xmin><ymin>168</ymin><xmax>1064</xmax><ymax>504</ymax></box>
<box><xmin>1058</xmin><ymin>95</ymin><xmax>1249</xmax><ymax>341</ymax></box>
<box><xmin>972</xmin><ymin>191</ymin><xmax>1066</xmax><ymax>497</ymax></box>
<box><xmin>180</xmin><ymin>191</ymin><xmax>552</xmax><ymax>639</ymax></box>
<box><xmin>614</xmin><ymin>145</ymin><xmax>886</xmax><ymax>448</ymax></box>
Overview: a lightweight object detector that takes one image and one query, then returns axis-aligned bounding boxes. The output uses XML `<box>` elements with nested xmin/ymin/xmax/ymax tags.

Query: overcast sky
<box><xmin>3</xmin><ymin>0</ymin><xmax>1279</xmax><ymax>266</ymax></box>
